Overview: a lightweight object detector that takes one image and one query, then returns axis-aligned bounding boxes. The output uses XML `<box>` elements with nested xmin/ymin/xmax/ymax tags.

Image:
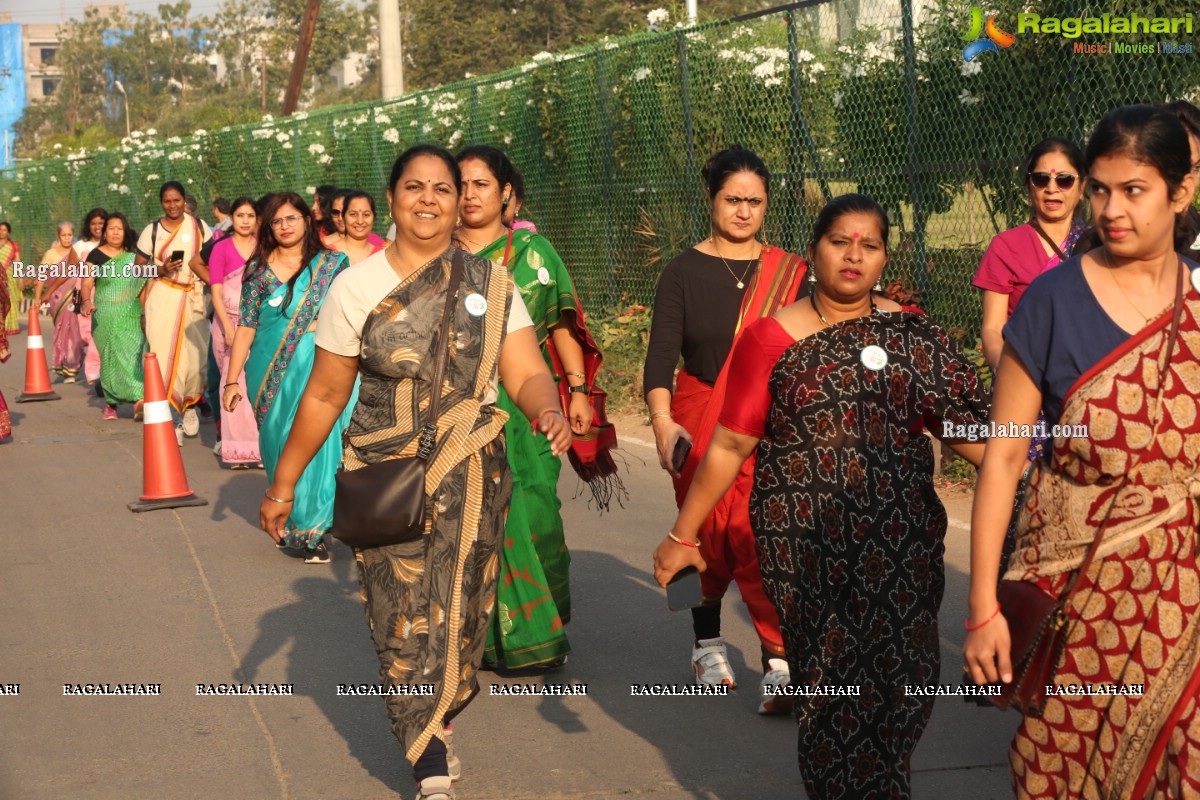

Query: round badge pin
<box><xmin>860</xmin><ymin>345</ymin><xmax>888</xmax><ymax>371</ymax></box>
<box><xmin>1191</xmin><ymin>266</ymin><xmax>1200</xmax><ymax>295</ymax></box>
<box><xmin>267</xmin><ymin>296</ymin><xmax>283</xmax><ymax>308</ymax></box>
<box><xmin>181</xmin><ymin>233</ymin><xmax>192</xmax><ymax>244</ymax></box>
<box><xmin>537</xmin><ymin>267</ymin><xmax>550</xmax><ymax>285</ymax></box>
<box><xmin>464</xmin><ymin>292</ymin><xmax>488</xmax><ymax>317</ymax></box>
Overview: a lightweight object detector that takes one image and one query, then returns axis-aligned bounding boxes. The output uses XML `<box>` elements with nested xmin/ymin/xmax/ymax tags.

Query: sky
<box><xmin>0</xmin><ymin>0</ymin><xmax>225</xmax><ymax>26</ymax></box>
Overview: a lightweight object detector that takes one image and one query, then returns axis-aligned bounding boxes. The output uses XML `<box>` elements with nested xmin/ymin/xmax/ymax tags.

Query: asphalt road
<box><xmin>0</xmin><ymin>320</ymin><xmax>1019</xmax><ymax>800</ymax></box>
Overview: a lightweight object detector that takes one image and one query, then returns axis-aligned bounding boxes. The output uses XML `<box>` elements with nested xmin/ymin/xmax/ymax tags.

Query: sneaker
<box><xmin>692</xmin><ymin>637</ymin><xmax>736</xmax><ymax>688</ymax></box>
<box><xmin>304</xmin><ymin>541</ymin><xmax>331</xmax><ymax>564</ymax></box>
<box><xmin>415</xmin><ymin>776</ymin><xmax>454</xmax><ymax>800</ymax></box>
<box><xmin>175</xmin><ymin>424</ymin><xmax>185</xmax><ymax>447</ymax></box>
<box><xmin>182</xmin><ymin>407</ymin><xmax>200</xmax><ymax>437</ymax></box>
<box><xmin>213</xmin><ymin>440</ymin><xmax>223</xmax><ymax>456</ymax></box>
<box><xmin>758</xmin><ymin>658</ymin><xmax>794</xmax><ymax>715</ymax></box>
<box><xmin>444</xmin><ymin>726</ymin><xmax>461</xmax><ymax>781</ymax></box>
<box><xmin>102</xmin><ymin>405</ymin><xmax>118</xmax><ymax>421</ymax></box>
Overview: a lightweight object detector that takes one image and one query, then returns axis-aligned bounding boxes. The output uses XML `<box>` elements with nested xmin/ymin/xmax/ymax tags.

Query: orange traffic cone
<box><xmin>15</xmin><ymin>306</ymin><xmax>60</xmax><ymax>402</ymax></box>
<box><xmin>128</xmin><ymin>352</ymin><xmax>207</xmax><ymax>513</ymax></box>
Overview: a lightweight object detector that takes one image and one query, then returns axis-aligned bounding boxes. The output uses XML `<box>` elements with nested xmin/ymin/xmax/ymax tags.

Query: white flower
<box><xmin>145</xmin><ymin>128</ymin><xmax>157</xmax><ymax>136</ymax></box>
<box><xmin>382</xmin><ymin>127</ymin><xmax>400</xmax><ymax>144</ymax></box>
<box><xmin>718</xmin><ymin>49</ymin><xmax>736</xmax><ymax>60</ymax></box>
<box><xmin>167</xmin><ymin>136</ymin><xmax>182</xmax><ymax>144</ymax></box>
<box><xmin>193</xmin><ymin>128</ymin><xmax>207</xmax><ymax>136</ymax></box>
<box><xmin>647</xmin><ymin>7</ymin><xmax>669</xmax><ymax>26</ymax></box>
<box><xmin>275</xmin><ymin>131</ymin><xmax>290</xmax><ymax>143</ymax></box>
<box><xmin>131</xmin><ymin>130</ymin><xmax>143</xmax><ymax>139</ymax></box>
<box><xmin>374</xmin><ymin>111</ymin><xmax>391</xmax><ymax>124</ymax></box>
<box><xmin>318</xmin><ymin>154</ymin><xmax>333</xmax><ymax>165</ymax></box>
<box><xmin>282</xmin><ymin>142</ymin><xmax>292</xmax><ymax>149</ymax></box>
<box><xmin>118</xmin><ymin>185</ymin><xmax>130</xmax><ymax>194</ymax></box>
<box><xmin>837</xmin><ymin>45</ymin><xmax>852</xmax><ymax>55</ymax></box>
<box><xmin>752</xmin><ymin>60</ymin><xmax>784</xmax><ymax>81</ymax></box>
<box><xmin>958</xmin><ymin>88</ymin><xmax>981</xmax><ymax>105</ymax></box>
<box><xmin>9</xmin><ymin>195</ymin><xmax>18</xmax><ymax>202</ymax></box>
<box><xmin>437</xmin><ymin>116</ymin><xmax>453</xmax><ymax>126</ymax></box>
<box><xmin>306</xmin><ymin>185</ymin><xmax>316</xmax><ymax>195</ymax></box>
<box><xmin>262</xmin><ymin>114</ymin><xmax>274</xmax><ymax>122</ymax></box>
<box><xmin>354</xmin><ymin>114</ymin><xmax>368</xmax><ymax>124</ymax></box>
<box><xmin>960</xmin><ymin>60</ymin><xmax>982</xmax><ymax>77</ymax></box>
<box><xmin>146</xmin><ymin>173</ymin><xmax>160</xmax><ymax>182</ymax></box>
<box><xmin>796</xmin><ymin>49</ymin><xmax>815</xmax><ymax>62</ymax></box>
<box><xmin>503</xmin><ymin>133</ymin><xmax>512</xmax><ymax>145</ymax></box>
<box><xmin>448</xmin><ymin>129</ymin><xmax>463</xmax><ymax>148</ymax></box>
<box><xmin>308</xmin><ymin>143</ymin><xmax>326</xmax><ymax>155</ymax></box>
<box><xmin>631</xmin><ymin>67</ymin><xmax>652</xmax><ymax>81</ymax></box>
<box><xmin>532</xmin><ymin>51</ymin><xmax>554</xmax><ymax>63</ymax></box>
<box><xmin>53</xmin><ymin>143</ymin><xmax>62</xmax><ymax>149</ymax></box>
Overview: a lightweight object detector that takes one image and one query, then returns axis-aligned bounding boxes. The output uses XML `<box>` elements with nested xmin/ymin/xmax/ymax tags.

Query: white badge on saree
<box><xmin>861</xmin><ymin>345</ymin><xmax>888</xmax><ymax>371</ymax></box>
<box><xmin>267</xmin><ymin>296</ymin><xmax>283</xmax><ymax>308</ymax></box>
<box><xmin>181</xmin><ymin>233</ymin><xmax>192</xmax><ymax>244</ymax></box>
<box><xmin>537</xmin><ymin>267</ymin><xmax>550</xmax><ymax>285</ymax></box>
<box><xmin>1191</xmin><ymin>265</ymin><xmax>1200</xmax><ymax>295</ymax></box>
<box><xmin>464</xmin><ymin>292</ymin><xmax>488</xmax><ymax>317</ymax></box>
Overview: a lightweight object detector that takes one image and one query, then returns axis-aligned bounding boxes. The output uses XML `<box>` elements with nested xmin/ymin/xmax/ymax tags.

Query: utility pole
<box><xmin>257</xmin><ymin>47</ymin><xmax>267</xmax><ymax>112</ymax></box>
<box><xmin>282</xmin><ymin>0</ymin><xmax>321</xmax><ymax>115</ymax></box>
<box><xmin>379</xmin><ymin>0</ymin><xmax>403</xmax><ymax>98</ymax></box>
<box><xmin>686</xmin><ymin>0</ymin><xmax>697</xmax><ymax>24</ymax></box>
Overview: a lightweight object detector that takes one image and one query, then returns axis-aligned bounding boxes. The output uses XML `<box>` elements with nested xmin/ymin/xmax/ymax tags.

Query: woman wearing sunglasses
<box><xmin>974</xmin><ymin>138</ymin><xmax>1088</xmax><ymax>374</ymax></box>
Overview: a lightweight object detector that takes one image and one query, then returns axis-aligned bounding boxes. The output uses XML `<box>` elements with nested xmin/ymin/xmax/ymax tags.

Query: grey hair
<box><xmin>57</xmin><ymin>220</ymin><xmax>74</xmax><ymax>233</ymax></box>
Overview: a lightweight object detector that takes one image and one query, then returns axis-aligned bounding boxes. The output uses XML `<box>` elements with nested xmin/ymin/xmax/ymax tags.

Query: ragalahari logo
<box><xmin>962</xmin><ymin>7</ymin><xmax>1016</xmax><ymax>61</ymax></box>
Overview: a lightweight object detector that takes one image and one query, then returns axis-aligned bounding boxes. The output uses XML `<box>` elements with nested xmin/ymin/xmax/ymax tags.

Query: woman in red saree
<box><xmin>643</xmin><ymin>146</ymin><xmax>806</xmax><ymax>705</ymax></box>
<box><xmin>0</xmin><ymin>255</ymin><xmax>11</xmax><ymax>441</ymax></box>
<box><xmin>965</xmin><ymin>104</ymin><xmax>1200</xmax><ymax>798</ymax></box>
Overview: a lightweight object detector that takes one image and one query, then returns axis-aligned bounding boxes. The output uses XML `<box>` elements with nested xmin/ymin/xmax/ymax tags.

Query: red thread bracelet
<box><xmin>964</xmin><ymin>604</ymin><xmax>1002</xmax><ymax>631</ymax></box>
<box><xmin>668</xmin><ymin>531</ymin><xmax>700</xmax><ymax>549</ymax></box>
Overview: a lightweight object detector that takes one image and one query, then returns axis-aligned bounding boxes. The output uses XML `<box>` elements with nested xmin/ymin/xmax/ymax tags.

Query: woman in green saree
<box><xmin>1</xmin><ymin>222</ymin><xmax>22</xmax><ymax>335</ymax></box>
<box><xmin>80</xmin><ymin>213</ymin><xmax>147</xmax><ymax>420</ymax></box>
<box><xmin>224</xmin><ymin>192</ymin><xmax>356</xmax><ymax>565</ymax></box>
<box><xmin>455</xmin><ymin>145</ymin><xmax>599</xmax><ymax>670</ymax></box>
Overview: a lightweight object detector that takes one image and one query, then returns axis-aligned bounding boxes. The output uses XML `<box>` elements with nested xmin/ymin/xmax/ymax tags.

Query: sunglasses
<box><xmin>1028</xmin><ymin>171</ymin><xmax>1078</xmax><ymax>190</ymax></box>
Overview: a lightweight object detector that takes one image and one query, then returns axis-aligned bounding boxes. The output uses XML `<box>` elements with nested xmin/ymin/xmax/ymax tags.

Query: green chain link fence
<box><xmin>3</xmin><ymin>0</ymin><xmax>1198</xmax><ymax>346</ymax></box>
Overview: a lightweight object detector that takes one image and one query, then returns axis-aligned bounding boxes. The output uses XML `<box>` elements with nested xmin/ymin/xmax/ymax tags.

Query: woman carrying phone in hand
<box><xmin>643</xmin><ymin>146</ymin><xmax>807</xmax><ymax>705</ymax></box>
<box><xmin>659</xmin><ymin>194</ymin><xmax>989</xmax><ymax>798</ymax></box>
<box><xmin>135</xmin><ymin>180</ymin><xmax>212</xmax><ymax>443</ymax></box>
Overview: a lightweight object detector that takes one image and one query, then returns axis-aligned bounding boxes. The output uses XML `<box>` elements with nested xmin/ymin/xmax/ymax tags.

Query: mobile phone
<box><xmin>667</xmin><ymin>566</ymin><xmax>702</xmax><ymax>611</ymax></box>
<box><xmin>170</xmin><ymin>250</ymin><xmax>185</xmax><ymax>264</ymax></box>
<box><xmin>672</xmin><ymin>438</ymin><xmax>692</xmax><ymax>473</ymax></box>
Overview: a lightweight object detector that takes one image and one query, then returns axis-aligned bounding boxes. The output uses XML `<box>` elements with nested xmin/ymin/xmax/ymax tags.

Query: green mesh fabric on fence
<box><xmin>3</xmin><ymin>0</ymin><xmax>1198</xmax><ymax>343</ymax></box>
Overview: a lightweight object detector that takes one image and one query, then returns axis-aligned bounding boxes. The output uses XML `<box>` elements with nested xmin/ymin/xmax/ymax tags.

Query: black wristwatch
<box><xmin>568</xmin><ymin>384</ymin><xmax>591</xmax><ymax>395</ymax></box>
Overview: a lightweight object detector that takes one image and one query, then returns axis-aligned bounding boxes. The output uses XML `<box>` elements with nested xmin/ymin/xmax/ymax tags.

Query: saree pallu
<box><xmin>478</xmin><ymin>230</ymin><xmax>582</xmax><ymax>668</ymax></box>
<box><xmin>76</xmin><ymin>242</ymin><xmax>102</xmax><ymax>383</ymax></box>
<box><xmin>45</xmin><ymin>253</ymin><xmax>83</xmax><ymax>375</ymax></box>
<box><xmin>0</xmin><ymin>274</ymin><xmax>10</xmax><ymax>439</ymax></box>
<box><xmin>212</xmin><ymin>267</ymin><xmax>259</xmax><ymax>465</ymax></box>
<box><xmin>144</xmin><ymin>277</ymin><xmax>208</xmax><ymax>413</ymax></box>
<box><xmin>1006</xmin><ymin>294</ymin><xmax>1200</xmax><ymax>800</ymax></box>
<box><xmin>245</xmin><ymin>251</ymin><xmax>353</xmax><ymax>548</ymax></box>
<box><xmin>3</xmin><ymin>240</ymin><xmax>21</xmax><ymax>334</ymax></box>
<box><xmin>670</xmin><ymin>245</ymin><xmax>807</xmax><ymax>651</ymax></box>
<box><xmin>92</xmin><ymin>254</ymin><xmax>146</xmax><ymax>406</ymax></box>
<box><xmin>342</xmin><ymin>249</ymin><xmax>512</xmax><ymax>764</ymax></box>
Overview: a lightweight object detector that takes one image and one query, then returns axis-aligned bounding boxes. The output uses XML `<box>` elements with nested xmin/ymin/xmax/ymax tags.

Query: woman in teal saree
<box><xmin>225</xmin><ymin>192</ymin><xmax>356</xmax><ymax>564</ymax></box>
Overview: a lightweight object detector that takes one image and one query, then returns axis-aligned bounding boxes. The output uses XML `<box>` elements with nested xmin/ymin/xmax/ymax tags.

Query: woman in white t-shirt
<box><xmin>258</xmin><ymin>145</ymin><xmax>569</xmax><ymax>800</ymax></box>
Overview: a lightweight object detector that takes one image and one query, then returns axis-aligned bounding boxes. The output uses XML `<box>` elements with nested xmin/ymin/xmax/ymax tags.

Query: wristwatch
<box><xmin>568</xmin><ymin>384</ymin><xmax>591</xmax><ymax>395</ymax></box>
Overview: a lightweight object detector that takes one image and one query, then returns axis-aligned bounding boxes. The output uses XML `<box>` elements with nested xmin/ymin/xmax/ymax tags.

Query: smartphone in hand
<box><xmin>672</xmin><ymin>438</ymin><xmax>692</xmax><ymax>474</ymax></box>
<box><xmin>667</xmin><ymin>565</ymin><xmax>702</xmax><ymax>611</ymax></box>
<box><xmin>170</xmin><ymin>250</ymin><xmax>185</xmax><ymax>266</ymax></box>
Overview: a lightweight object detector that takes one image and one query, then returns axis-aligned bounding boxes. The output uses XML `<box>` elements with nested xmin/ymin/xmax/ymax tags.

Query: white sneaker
<box><xmin>182</xmin><ymin>407</ymin><xmax>200</xmax><ymax>437</ymax></box>
<box><xmin>415</xmin><ymin>775</ymin><xmax>454</xmax><ymax>800</ymax></box>
<box><xmin>213</xmin><ymin>440</ymin><xmax>223</xmax><ymax>456</ymax></box>
<box><xmin>444</xmin><ymin>726</ymin><xmax>461</xmax><ymax>781</ymax></box>
<box><xmin>692</xmin><ymin>637</ymin><xmax>736</xmax><ymax>688</ymax></box>
<box><xmin>758</xmin><ymin>658</ymin><xmax>793</xmax><ymax>715</ymax></box>
<box><xmin>175</xmin><ymin>425</ymin><xmax>184</xmax><ymax>447</ymax></box>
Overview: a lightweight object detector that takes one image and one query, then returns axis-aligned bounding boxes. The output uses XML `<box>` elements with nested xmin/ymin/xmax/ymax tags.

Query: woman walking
<box><xmin>657</xmin><ymin>194</ymin><xmax>989</xmax><ymax>798</ymax></box>
<box><xmin>456</xmin><ymin>144</ymin><xmax>600</xmax><ymax>669</ymax></box>
<box><xmin>74</xmin><ymin>208</ymin><xmax>107</xmax><ymax>386</ymax></box>
<box><xmin>35</xmin><ymin>222</ymin><xmax>84</xmax><ymax>382</ymax></box>
<box><xmin>964</xmin><ymin>105</ymin><xmax>1200</xmax><ymax>798</ymax></box>
<box><xmin>207</xmin><ymin>196</ymin><xmax>260</xmax><ymax>468</ymax></box>
<box><xmin>135</xmin><ymin>180</ymin><xmax>212</xmax><ymax>441</ymax></box>
<box><xmin>260</xmin><ymin>145</ymin><xmax>569</xmax><ymax>799</ymax></box>
<box><xmin>1</xmin><ymin>222</ymin><xmax>22</xmax><ymax>335</ymax></box>
<box><xmin>224</xmin><ymin>192</ymin><xmax>351</xmax><ymax>565</ymax></box>
<box><xmin>643</xmin><ymin>146</ymin><xmax>807</xmax><ymax>703</ymax></box>
<box><xmin>80</xmin><ymin>213</ymin><xmax>147</xmax><ymax>420</ymax></box>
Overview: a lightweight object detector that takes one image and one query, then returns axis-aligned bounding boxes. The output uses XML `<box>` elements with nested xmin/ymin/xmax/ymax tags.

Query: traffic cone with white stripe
<box><xmin>15</xmin><ymin>305</ymin><xmax>59</xmax><ymax>402</ymax></box>
<box><xmin>128</xmin><ymin>352</ymin><xmax>207</xmax><ymax>512</ymax></box>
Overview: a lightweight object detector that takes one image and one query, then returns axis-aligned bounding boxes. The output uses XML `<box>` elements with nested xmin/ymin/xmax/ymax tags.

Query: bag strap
<box><xmin>416</xmin><ymin>249</ymin><xmax>465</xmax><ymax>460</ymax></box>
<box><xmin>1029</xmin><ymin>219</ymin><xmax>1068</xmax><ymax>262</ymax></box>
<box><xmin>1055</xmin><ymin>258</ymin><xmax>1185</xmax><ymax>605</ymax></box>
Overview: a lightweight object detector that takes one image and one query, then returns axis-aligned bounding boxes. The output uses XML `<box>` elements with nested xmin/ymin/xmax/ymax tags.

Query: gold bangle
<box><xmin>650</xmin><ymin>410</ymin><xmax>672</xmax><ymax>421</ymax></box>
<box><xmin>263</xmin><ymin>490</ymin><xmax>293</xmax><ymax>503</ymax></box>
<box><xmin>566</xmin><ymin>371</ymin><xmax>586</xmax><ymax>379</ymax></box>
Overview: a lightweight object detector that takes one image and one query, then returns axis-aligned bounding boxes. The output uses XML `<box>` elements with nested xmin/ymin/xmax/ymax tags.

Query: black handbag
<box><xmin>331</xmin><ymin>250</ymin><xmax>465</xmax><ymax>548</ymax></box>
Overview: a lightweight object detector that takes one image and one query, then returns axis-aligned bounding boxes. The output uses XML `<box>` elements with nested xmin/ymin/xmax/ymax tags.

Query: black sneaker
<box><xmin>304</xmin><ymin>541</ymin><xmax>331</xmax><ymax>564</ymax></box>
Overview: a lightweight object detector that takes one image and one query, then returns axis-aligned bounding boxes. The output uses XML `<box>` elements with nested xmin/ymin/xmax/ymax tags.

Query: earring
<box><xmin>873</xmin><ymin>278</ymin><xmax>883</xmax><ymax>292</ymax></box>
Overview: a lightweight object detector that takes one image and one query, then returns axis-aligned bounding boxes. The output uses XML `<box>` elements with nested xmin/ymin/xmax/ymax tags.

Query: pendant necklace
<box><xmin>810</xmin><ymin>289</ymin><xmax>876</xmax><ymax>327</ymax></box>
<box><xmin>711</xmin><ymin>237</ymin><xmax>757</xmax><ymax>289</ymax></box>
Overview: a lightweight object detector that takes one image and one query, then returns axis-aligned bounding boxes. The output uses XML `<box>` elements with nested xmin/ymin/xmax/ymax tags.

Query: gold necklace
<box><xmin>810</xmin><ymin>289</ymin><xmax>876</xmax><ymax>327</ymax></box>
<box><xmin>1103</xmin><ymin>250</ymin><xmax>1173</xmax><ymax>324</ymax></box>
<box><xmin>711</xmin><ymin>237</ymin><xmax>759</xmax><ymax>289</ymax></box>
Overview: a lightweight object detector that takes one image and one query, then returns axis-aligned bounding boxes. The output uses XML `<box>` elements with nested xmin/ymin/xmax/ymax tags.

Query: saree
<box><xmin>210</xmin><ymin>240</ymin><xmax>259</xmax><ymax>465</ymax></box>
<box><xmin>735</xmin><ymin>312</ymin><xmax>990</xmax><ymax>799</ymax></box>
<box><xmin>342</xmin><ymin>249</ymin><xmax>513</xmax><ymax>763</ymax></box>
<box><xmin>670</xmin><ymin>245</ymin><xmax>807</xmax><ymax>650</ymax></box>
<box><xmin>43</xmin><ymin>246</ymin><xmax>84</xmax><ymax>377</ymax></box>
<box><xmin>242</xmin><ymin>250</ymin><xmax>354</xmax><ymax>548</ymax></box>
<box><xmin>1005</xmin><ymin>289</ymin><xmax>1200</xmax><ymax>799</ymax></box>
<box><xmin>91</xmin><ymin>252</ymin><xmax>147</xmax><ymax>406</ymax></box>
<box><xmin>75</xmin><ymin>241</ymin><xmax>102</xmax><ymax>383</ymax></box>
<box><xmin>3</xmin><ymin>239</ymin><xmax>21</xmax><ymax>334</ymax></box>
<box><xmin>476</xmin><ymin>229</ymin><xmax>578</xmax><ymax>668</ymax></box>
<box><xmin>140</xmin><ymin>215</ymin><xmax>208</xmax><ymax>413</ymax></box>
<box><xmin>0</xmin><ymin>269</ymin><xmax>10</xmax><ymax>439</ymax></box>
